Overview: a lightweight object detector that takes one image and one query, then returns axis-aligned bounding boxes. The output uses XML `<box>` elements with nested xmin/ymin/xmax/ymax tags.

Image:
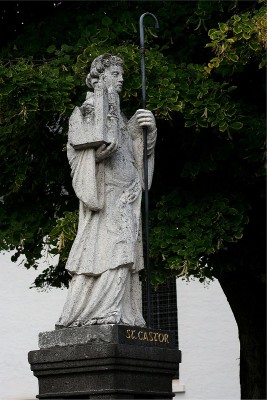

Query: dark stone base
<box><xmin>28</xmin><ymin>327</ymin><xmax>181</xmax><ymax>399</ymax></box>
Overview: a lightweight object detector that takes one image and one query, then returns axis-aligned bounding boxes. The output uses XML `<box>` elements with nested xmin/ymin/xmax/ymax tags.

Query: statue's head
<box><xmin>86</xmin><ymin>54</ymin><xmax>124</xmax><ymax>93</ymax></box>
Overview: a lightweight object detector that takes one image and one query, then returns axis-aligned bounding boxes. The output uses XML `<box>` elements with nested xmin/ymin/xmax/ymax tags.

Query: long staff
<box><xmin>139</xmin><ymin>13</ymin><xmax>159</xmax><ymax>328</ymax></box>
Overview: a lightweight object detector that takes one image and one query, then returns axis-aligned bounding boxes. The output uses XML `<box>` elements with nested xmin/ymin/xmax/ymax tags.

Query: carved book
<box><xmin>69</xmin><ymin>85</ymin><xmax>110</xmax><ymax>150</ymax></box>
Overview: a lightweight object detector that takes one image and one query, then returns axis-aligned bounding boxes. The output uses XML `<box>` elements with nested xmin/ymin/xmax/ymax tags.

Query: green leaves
<box><xmin>49</xmin><ymin>211</ymin><xmax>78</xmax><ymax>246</ymax></box>
<box><xmin>230</xmin><ymin>121</ymin><xmax>243</xmax><ymax>130</ymax></box>
<box><xmin>102</xmin><ymin>16</ymin><xmax>112</xmax><ymax>26</ymax></box>
<box><xmin>47</xmin><ymin>45</ymin><xmax>56</xmax><ymax>54</ymax></box>
<box><xmin>0</xmin><ymin>58</ymin><xmax>74</xmax><ymax>129</ymax></box>
<box><xmin>0</xmin><ymin>1</ymin><xmax>265</xmax><ymax>289</ymax></box>
<box><xmin>173</xmin><ymin>63</ymin><xmax>243</xmax><ymax>135</ymax></box>
<box><xmin>150</xmin><ymin>191</ymin><xmax>249</xmax><ymax>282</ymax></box>
<box><xmin>205</xmin><ymin>4</ymin><xmax>266</xmax><ymax>74</ymax></box>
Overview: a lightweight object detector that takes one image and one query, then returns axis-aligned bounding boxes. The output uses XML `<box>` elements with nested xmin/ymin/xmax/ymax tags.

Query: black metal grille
<box><xmin>142</xmin><ymin>277</ymin><xmax>179</xmax><ymax>348</ymax></box>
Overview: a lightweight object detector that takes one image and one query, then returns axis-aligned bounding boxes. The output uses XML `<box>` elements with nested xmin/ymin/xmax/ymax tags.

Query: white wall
<box><xmin>175</xmin><ymin>278</ymin><xmax>240</xmax><ymax>399</ymax></box>
<box><xmin>0</xmin><ymin>252</ymin><xmax>240</xmax><ymax>400</ymax></box>
<box><xmin>0</xmin><ymin>252</ymin><xmax>67</xmax><ymax>400</ymax></box>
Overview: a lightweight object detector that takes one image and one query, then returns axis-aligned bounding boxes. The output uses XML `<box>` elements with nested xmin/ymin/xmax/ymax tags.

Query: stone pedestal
<box><xmin>28</xmin><ymin>325</ymin><xmax>181</xmax><ymax>399</ymax></box>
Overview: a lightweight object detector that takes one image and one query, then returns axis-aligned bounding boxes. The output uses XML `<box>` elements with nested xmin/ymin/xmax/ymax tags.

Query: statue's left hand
<box><xmin>95</xmin><ymin>142</ymin><xmax>117</xmax><ymax>162</ymax></box>
<box><xmin>135</xmin><ymin>109</ymin><xmax>156</xmax><ymax>133</ymax></box>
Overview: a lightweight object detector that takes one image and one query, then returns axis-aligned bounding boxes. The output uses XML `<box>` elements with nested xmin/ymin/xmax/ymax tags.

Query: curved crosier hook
<box><xmin>139</xmin><ymin>13</ymin><xmax>159</xmax><ymax>108</ymax></box>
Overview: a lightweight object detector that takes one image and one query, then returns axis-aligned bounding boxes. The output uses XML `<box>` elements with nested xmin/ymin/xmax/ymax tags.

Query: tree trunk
<box><xmin>218</xmin><ymin>270</ymin><xmax>266</xmax><ymax>400</ymax></box>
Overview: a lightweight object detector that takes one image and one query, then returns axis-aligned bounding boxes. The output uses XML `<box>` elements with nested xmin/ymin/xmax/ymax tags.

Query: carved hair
<box><xmin>86</xmin><ymin>54</ymin><xmax>123</xmax><ymax>89</ymax></box>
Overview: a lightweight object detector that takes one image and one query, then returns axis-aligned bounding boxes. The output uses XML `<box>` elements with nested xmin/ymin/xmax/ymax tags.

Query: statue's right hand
<box><xmin>95</xmin><ymin>142</ymin><xmax>117</xmax><ymax>162</ymax></box>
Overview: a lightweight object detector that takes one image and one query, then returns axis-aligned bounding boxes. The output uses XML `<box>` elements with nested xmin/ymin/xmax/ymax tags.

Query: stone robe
<box><xmin>56</xmin><ymin>92</ymin><xmax>156</xmax><ymax>328</ymax></box>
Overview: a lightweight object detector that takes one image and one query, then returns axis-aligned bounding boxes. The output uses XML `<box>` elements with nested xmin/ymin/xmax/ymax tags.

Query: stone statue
<box><xmin>56</xmin><ymin>54</ymin><xmax>157</xmax><ymax>328</ymax></box>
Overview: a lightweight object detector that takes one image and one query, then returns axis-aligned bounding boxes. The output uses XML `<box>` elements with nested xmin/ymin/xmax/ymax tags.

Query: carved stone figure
<box><xmin>56</xmin><ymin>54</ymin><xmax>157</xmax><ymax>328</ymax></box>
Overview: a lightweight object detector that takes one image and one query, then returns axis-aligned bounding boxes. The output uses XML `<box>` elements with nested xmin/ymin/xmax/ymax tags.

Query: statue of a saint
<box><xmin>56</xmin><ymin>54</ymin><xmax>157</xmax><ymax>328</ymax></box>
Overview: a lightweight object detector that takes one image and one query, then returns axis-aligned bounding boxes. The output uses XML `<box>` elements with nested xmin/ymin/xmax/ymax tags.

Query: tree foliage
<box><xmin>0</xmin><ymin>0</ymin><xmax>265</xmax><ymax>289</ymax></box>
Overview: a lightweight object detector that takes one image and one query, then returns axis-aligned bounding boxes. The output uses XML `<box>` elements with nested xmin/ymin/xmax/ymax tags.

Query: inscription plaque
<box><xmin>118</xmin><ymin>325</ymin><xmax>176</xmax><ymax>348</ymax></box>
<box><xmin>39</xmin><ymin>324</ymin><xmax>176</xmax><ymax>350</ymax></box>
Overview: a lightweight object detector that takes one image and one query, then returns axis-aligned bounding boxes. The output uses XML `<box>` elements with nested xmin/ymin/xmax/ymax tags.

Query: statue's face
<box><xmin>103</xmin><ymin>65</ymin><xmax>124</xmax><ymax>93</ymax></box>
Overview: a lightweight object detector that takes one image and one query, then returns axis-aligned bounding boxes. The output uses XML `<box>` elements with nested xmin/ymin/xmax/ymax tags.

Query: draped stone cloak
<box><xmin>65</xmin><ymin>92</ymin><xmax>156</xmax><ymax>278</ymax></box>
